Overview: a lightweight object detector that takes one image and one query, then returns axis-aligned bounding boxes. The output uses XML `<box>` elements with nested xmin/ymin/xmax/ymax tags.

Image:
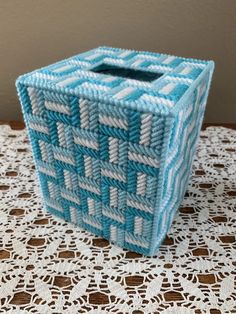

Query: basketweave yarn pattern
<box><xmin>16</xmin><ymin>46</ymin><xmax>214</xmax><ymax>256</ymax></box>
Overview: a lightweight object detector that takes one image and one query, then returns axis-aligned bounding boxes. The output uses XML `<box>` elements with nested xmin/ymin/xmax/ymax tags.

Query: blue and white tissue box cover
<box><xmin>16</xmin><ymin>46</ymin><xmax>214</xmax><ymax>256</ymax></box>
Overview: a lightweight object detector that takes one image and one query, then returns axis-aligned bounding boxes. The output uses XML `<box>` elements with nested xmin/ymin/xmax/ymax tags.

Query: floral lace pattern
<box><xmin>0</xmin><ymin>125</ymin><xmax>235</xmax><ymax>314</ymax></box>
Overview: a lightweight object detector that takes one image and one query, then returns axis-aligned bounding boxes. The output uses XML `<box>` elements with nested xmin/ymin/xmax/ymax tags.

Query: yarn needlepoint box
<box><xmin>16</xmin><ymin>46</ymin><xmax>214</xmax><ymax>256</ymax></box>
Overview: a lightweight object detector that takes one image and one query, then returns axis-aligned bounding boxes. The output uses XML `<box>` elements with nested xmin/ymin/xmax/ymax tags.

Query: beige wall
<box><xmin>0</xmin><ymin>0</ymin><xmax>235</xmax><ymax>122</ymax></box>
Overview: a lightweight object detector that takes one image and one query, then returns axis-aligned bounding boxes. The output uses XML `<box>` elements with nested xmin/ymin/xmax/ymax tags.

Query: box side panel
<box><xmin>150</xmin><ymin>67</ymin><xmax>214</xmax><ymax>255</ymax></box>
<box><xmin>16</xmin><ymin>81</ymin><xmax>166</xmax><ymax>255</ymax></box>
<box><xmin>16</xmin><ymin>82</ymin><xmax>103</xmax><ymax>236</ymax></box>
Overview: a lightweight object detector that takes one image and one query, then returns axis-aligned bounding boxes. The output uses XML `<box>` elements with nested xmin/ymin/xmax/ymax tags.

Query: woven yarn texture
<box><xmin>0</xmin><ymin>125</ymin><xmax>235</xmax><ymax>313</ymax></box>
<box><xmin>16</xmin><ymin>47</ymin><xmax>214</xmax><ymax>255</ymax></box>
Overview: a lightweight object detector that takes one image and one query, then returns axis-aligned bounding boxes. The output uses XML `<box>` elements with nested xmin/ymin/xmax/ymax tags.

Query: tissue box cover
<box><xmin>16</xmin><ymin>46</ymin><xmax>214</xmax><ymax>256</ymax></box>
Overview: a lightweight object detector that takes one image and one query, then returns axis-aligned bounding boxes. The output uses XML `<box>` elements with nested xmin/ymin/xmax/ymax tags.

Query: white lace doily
<box><xmin>0</xmin><ymin>125</ymin><xmax>235</xmax><ymax>314</ymax></box>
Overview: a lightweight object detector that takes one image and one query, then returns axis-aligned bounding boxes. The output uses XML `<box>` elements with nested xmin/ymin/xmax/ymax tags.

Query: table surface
<box><xmin>0</xmin><ymin>122</ymin><xmax>235</xmax><ymax>313</ymax></box>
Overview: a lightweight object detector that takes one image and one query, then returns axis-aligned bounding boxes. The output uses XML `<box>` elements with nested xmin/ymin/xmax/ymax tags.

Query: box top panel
<box><xmin>17</xmin><ymin>46</ymin><xmax>214</xmax><ymax>115</ymax></box>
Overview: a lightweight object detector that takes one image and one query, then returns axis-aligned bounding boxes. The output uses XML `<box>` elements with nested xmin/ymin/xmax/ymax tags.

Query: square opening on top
<box><xmin>90</xmin><ymin>63</ymin><xmax>163</xmax><ymax>82</ymax></box>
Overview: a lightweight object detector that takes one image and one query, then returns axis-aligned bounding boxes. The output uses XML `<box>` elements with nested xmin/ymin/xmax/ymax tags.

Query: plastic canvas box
<box><xmin>16</xmin><ymin>47</ymin><xmax>214</xmax><ymax>256</ymax></box>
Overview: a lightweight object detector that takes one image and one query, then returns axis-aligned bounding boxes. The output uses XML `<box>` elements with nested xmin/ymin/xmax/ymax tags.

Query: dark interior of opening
<box><xmin>90</xmin><ymin>63</ymin><xmax>163</xmax><ymax>82</ymax></box>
